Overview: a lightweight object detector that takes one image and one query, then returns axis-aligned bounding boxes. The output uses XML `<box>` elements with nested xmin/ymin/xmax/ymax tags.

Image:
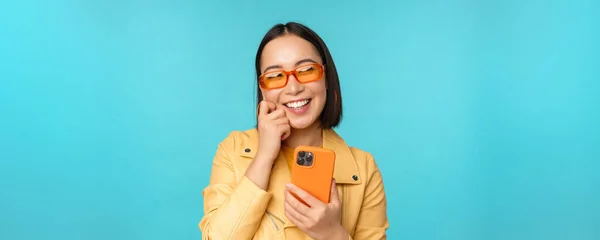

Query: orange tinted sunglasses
<box><xmin>259</xmin><ymin>63</ymin><xmax>325</xmax><ymax>90</ymax></box>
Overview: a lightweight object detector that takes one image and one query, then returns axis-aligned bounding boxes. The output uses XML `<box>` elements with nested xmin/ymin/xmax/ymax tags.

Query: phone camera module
<box><xmin>296</xmin><ymin>151</ymin><xmax>314</xmax><ymax>166</ymax></box>
<box><xmin>306</xmin><ymin>154</ymin><xmax>313</xmax><ymax>163</ymax></box>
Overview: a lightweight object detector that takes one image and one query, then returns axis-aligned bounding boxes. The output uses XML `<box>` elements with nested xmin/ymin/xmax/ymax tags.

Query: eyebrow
<box><xmin>263</xmin><ymin>58</ymin><xmax>318</xmax><ymax>73</ymax></box>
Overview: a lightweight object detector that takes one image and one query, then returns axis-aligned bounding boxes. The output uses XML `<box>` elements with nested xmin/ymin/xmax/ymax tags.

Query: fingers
<box><xmin>280</xmin><ymin>124</ymin><xmax>291</xmax><ymax>140</ymax></box>
<box><xmin>265</xmin><ymin>101</ymin><xmax>277</xmax><ymax>113</ymax></box>
<box><xmin>285</xmin><ymin>189</ymin><xmax>311</xmax><ymax>215</ymax></box>
<box><xmin>284</xmin><ymin>202</ymin><xmax>305</xmax><ymax>228</ymax></box>
<box><xmin>267</xmin><ymin>108</ymin><xmax>286</xmax><ymax>120</ymax></box>
<box><xmin>259</xmin><ymin>101</ymin><xmax>286</xmax><ymax>120</ymax></box>
<box><xmin>257</xmin><ymin>100</ymin><xmax>290</xmax><ymax>140</ymax></box>
<box><xmin>258</xmin><ymin>100</ymin><xmax>277</xmax><ymax>117</ymax></box>
<box><xmin>281</xmin><ymin>126</ymin><xmax>291</xmax><ymax>140</ymax></box>
<box><xmin>273</xmin><ymin>117</ymin><xmax>289</xmax><ymax>125</ymax></box>
<box><xmin>284</xmin><ymin>191</ymin><xmax>311</xmax><ymax>221</ymax></box>
<box><xmin>284</xmin><ymin>202</ymin><xmax>310</xmax><ymax>231</ymax></box>
<box><xmin>271</xmin><ymin>112</ymin><xmax>290</xmax><ymax>140</ymax></box>
<box><xmin>286</xmin><ymin>183</ymin><xmax>322</xmax><ymax>208</ymax></box>
<box><xmin>258</xmin><ymin>101</ymin><xmax>268</xmax><ymax>116</ymax></box>
<box><xmin>329</xmin><ymin>178</ymin><xmax>340</xmax><ymax>204</ymax></box>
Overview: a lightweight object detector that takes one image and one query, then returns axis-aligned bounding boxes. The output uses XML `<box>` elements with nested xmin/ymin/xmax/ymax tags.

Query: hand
<box><xmin>256</xmin><ymin>100</ymin><xmax>291</xmax><ymax>161</ymax></box>
<box><xmin>284</xmin><ymin>179</ymin><xmax>348</xmax><ymax>240</ymax></box>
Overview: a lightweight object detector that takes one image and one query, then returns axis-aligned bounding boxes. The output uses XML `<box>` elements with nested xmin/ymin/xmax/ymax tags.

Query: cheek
<box><xmin>309</xmin><ymin>82</ymin><xmax>327</xmax><ymax>102</ymax></box>
<box><xmin>262</xmin><ymin>89</ymin><xmax>281</xmax><ymax>102</ymax></box>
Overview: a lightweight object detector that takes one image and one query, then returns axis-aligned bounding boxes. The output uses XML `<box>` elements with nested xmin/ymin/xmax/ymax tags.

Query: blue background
<box><xmin>1</xmin><ymin>0</ymin><xmax>599</xmax><ymax>239</ymax></box>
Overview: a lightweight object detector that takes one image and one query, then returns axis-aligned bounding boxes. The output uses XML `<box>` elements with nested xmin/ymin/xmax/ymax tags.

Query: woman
<box><xmin>199</xmin><ymin>22</ymin><xmax>389</xmax><ymax>239</ymax></box>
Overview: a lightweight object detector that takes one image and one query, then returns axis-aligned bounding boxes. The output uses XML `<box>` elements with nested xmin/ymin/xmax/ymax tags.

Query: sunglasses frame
<box><xmin>258</xmin><ymin>63</ymin><xmax>325</xmax><ymax>90</ymax></box>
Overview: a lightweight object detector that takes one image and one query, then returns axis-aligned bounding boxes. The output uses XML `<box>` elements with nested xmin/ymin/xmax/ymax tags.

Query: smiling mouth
<box><xmin>284</xmin><ymin>99</ymin><xmax>311</xmax><ymax>109</ymax></box>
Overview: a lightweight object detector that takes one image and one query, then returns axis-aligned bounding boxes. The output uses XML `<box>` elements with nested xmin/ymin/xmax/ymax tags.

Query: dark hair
<box><xmin>255</xmin><ymin>22</ymin><xmax>343</xmax><ymax>129</ymax></box>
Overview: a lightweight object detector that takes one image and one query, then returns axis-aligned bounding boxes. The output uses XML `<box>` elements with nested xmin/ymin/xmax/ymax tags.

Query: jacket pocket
<box><xmin>266</xmin><ymin>211</ymin><xmax>282</xmax><ymax>231</ymax></box>
<box><xmin>252</xmin><ymin>211</ymin><xmax>282</xmax><ymax>239</ymax></box>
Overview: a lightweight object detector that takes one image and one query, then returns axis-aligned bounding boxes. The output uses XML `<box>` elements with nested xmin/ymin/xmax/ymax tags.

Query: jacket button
<box><xmin>244</xmin><ymin>148</ymin><xmax>251</xmax><ymax>153</ymax></box>
<box><xmin>352</xmin><ymin>175</ymin><xmax>358</xmax><ymax>181</ymax></box>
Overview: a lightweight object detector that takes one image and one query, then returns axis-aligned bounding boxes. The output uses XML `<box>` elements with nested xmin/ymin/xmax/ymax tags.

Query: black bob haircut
<box><xmin>254</xmin><ymin>22</ymin><xmax>343</xmax><ymax>129</ymax></box>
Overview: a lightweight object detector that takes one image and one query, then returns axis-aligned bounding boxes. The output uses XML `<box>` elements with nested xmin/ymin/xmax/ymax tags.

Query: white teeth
<box><xmin>285</xmin><ymin>100</ymin><xmax>309</xmax><ymax>109</ymax></box>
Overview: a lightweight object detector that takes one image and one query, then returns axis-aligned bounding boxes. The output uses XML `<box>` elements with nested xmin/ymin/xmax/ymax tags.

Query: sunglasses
<box><xmin>259</xmin><ymin>63</ymin><xmax>325</xmax><ymax>90</ymax></box>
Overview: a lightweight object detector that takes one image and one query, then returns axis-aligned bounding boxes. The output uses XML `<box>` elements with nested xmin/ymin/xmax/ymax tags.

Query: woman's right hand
<box><xmin>256</xmin><ymin>100</ymin><xmax>291</xmax><ymax>161</ymax></box>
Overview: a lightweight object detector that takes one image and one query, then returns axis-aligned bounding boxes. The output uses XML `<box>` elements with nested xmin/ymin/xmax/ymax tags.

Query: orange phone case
<box><xmin>290</xmin><ymin>146</ymin><xmax>336</xmax><ymax>205</ymax></box>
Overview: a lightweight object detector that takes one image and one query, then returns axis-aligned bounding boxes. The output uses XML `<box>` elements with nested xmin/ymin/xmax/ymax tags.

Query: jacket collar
<box><xmin>237</xmin><ymin>128</ymin><xmax>361</xmax><ymax>184</ymax></box>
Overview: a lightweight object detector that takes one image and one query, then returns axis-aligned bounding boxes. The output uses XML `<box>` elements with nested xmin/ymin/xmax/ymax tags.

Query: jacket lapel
<box><xmin>323</xmin><ymin>129</ymin><xmax>362</xmax><ymax>185</ymax></box>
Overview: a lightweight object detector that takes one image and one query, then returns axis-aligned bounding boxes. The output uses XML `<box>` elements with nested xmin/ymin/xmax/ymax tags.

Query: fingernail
<box><xmin>286</xmin><ymin>183</ymin><xmax>292</xmax><ymax>189</ymax></box>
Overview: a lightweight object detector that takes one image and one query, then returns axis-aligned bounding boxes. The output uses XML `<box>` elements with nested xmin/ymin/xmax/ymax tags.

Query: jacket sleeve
<box><xmin>349</xmin><ymin>153</ymin><xmax>389</xmax><ymax>240</ymax></box>
<box><xmin>199</xmin><ymin>133</ymin><xmax>273</xmax><ymax>240</ymax></box>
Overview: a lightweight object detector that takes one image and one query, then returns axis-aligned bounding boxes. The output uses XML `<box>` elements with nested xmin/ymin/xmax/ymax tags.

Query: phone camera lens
<box><xmin>298</xmin><ymin>151</ymin><xmax>306</xmax><ymax>158</ymax></box>
<box><xmin>297</xmin><ymin>158</ymin><xmax>305</xmax><ymax>165</ymax></box>
<box><xmin>306</xmin><ymin>154</ymin><xmax>313</xmax><ymax>162</ymax></box>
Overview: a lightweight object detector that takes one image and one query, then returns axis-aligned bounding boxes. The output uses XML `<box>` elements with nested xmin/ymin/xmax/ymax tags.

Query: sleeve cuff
<box><xmin>235</xmin><ymin>175</ymin><xmax>273</xmax><ymax>209</ymax></box>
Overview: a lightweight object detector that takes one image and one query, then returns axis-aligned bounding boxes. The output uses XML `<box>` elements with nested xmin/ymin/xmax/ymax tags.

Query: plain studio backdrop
<box><xmin>1</xmin><ymin>0</ymin><xmax>598</xmax><ymax>239</ymax></box>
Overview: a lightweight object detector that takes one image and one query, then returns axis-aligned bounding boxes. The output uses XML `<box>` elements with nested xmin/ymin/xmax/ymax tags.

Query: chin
<box><xmin>289</xmin><ymin>116</ymin><xmax>317</xmax><ymax>130</ymax></box>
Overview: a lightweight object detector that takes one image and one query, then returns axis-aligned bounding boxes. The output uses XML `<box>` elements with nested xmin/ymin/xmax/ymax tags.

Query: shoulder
<box><xmin>218</xmin><ymin>128</ymin><xmax>258</xmax><ymax>143</ymax></box>
<box><xmin>346</xmin><ymin>146</ymin><xmax>386</xmax><ymax>197</ymax></box>
<box><xmin>348</xmin><ymin>146</ymin><xmax>381</xmax><ymax>173</ymax></box>
<box><xmin>325</xmin><ymin>129</ymin><xmax>382</xmax><ymax>178</ymax></box>
<box><xmin>216</xmin><ymin>128</ymin><xmax>259</xmax><ymax>153</ymax></box>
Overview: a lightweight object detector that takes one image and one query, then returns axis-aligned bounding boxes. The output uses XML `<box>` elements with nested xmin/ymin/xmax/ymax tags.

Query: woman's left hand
<box><xmin>284</xmin><ymin>179</ymin><xmax>348</xmax><ymax>240</ymax></box>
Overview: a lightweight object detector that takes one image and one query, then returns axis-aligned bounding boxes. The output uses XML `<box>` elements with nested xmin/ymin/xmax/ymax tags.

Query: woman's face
<box><xmin>259</xmin><ymin>35</ymin><xmax>327</xmax><ymax>130</ymax></box>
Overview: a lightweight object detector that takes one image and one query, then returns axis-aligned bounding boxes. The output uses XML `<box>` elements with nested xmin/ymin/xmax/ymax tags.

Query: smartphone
<box><xmin>290</xmin><ymin>146</ymin><xmax>336</xmax><ymax>206</ymax></box>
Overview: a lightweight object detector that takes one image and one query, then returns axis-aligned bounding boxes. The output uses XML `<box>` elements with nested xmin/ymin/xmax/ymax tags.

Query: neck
<box><xmin>283</xmin><ymin>122</ymin><xmax>323</xmax><ymax>148</ymax></box>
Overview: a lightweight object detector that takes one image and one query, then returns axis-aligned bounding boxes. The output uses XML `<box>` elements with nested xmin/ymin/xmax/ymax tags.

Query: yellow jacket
<box><xmin>199</xmin><ymin>128</ymin><xmax>389</xmax><ymax>239</ymax></box>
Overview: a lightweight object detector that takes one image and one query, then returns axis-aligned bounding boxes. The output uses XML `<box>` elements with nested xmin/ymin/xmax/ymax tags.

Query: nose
<box><xmin>284</xmin><ymin>74</ymin><xmax>304</xmax><ymax>95</ymax></box>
